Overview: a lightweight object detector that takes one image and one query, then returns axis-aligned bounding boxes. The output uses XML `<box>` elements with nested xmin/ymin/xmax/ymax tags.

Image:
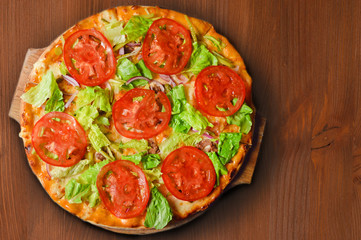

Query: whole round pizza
<box><xmin>19</xmin><ymin>5</ymin><xmax>255</xmax><ymax>233</ymax></box>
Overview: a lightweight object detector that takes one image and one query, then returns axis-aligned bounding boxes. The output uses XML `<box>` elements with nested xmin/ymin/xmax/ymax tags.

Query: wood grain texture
<box><xmin>1</xmin><ymin>0</ymin><xmax>360</xmax><ymax>239</ymax></box>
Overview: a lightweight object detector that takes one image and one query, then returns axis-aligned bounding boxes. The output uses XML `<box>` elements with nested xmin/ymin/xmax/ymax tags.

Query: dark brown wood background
<box><xmin>1</xmin><ymin>0</ymin><xmax>360</xmax><ymax>239</ymax></box>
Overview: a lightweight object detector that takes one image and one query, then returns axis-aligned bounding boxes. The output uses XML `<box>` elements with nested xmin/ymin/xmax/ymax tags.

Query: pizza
<box><xmin>19</xmin><ymin>5</ymin><xmax>255</xmax><ymax>232</ymax></box>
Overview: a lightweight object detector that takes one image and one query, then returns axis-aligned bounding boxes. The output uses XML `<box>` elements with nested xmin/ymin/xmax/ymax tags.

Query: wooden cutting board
<box><xmin>8</xmin><ymin>48</ymin><xmax>266</xmax><ymax>234</ymax></box>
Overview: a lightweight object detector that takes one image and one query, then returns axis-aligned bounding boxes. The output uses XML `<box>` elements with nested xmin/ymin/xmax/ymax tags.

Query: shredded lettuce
<box><xmin>166</xmin><ymin>85</ymin><xmax>187</xmax><ymax>114</ymax></box>
<box><xmin>178</xmin><ymin>103</ymin><xmax>213</xmax><ymax>131</ymax></box>
<box><xmin>212</xmin><ymin>51</ymin><xmax>234</xmax><ymax>68</ymax></box>
<box><xmin>226</xmin><ymin>103</ymin><xmax>253</xmax><ymax>134</ymax></box>
<box><xmin>116</xmin><ymin>58</ymin><xmax>143</xmax><ymax>82</ymax></box>
<box><xmin>75</xmin><ymin>105</ymin><xmax>99</xmax><ymax>130</ymax></box>
<box><xmin>88</xmin><ymin>124</ymin><xmax>112</xmax><ymax>160</ymax></box>
<box><xmin>103</xmin><ymin>20</ymin><xmax>126</xmax><ymax>47</ymax></box>
<box><xmin>144</xmin><ymin>187</ymin><xmax>173</xmax><ymax>229</ymax></box>
<box><xmin>136</xmin><ymin>59</ymin><xmax>153</xmax><ymax>79</ymax></box>
<box><xmin>45</xmin><ymin>83</ymin><xmax>64</xmax><ymax>113</ymax></box>
<box><xmin>169</xmin><ymin>116</ymin><xmax>191</xmax><ymax>133</ymax></box>
<box><xmin>218</xmin><ymin>132</ymin><xmax>243</xmax><ymax>165</ymax></box>
<box><xmin>76</xmin><ymin>86</ymin><xmax>111</xmax><ymax>112</ymax></box>
<box><xmin>144</xmin><ymin>168</ymin><xmax>163</xmax><ymax>186</ymax></box>
<box><xmin>121</xmin><ymin>152</ymin><xmax>145</xmax><ymax>165</ymax></box>
<box><xmin>95</xmin><ymin>116</ymin><xmax>110</xmax><ymax>126</ymax></box>
<box><xmin>21</xmin><ymin>71</ymin><xmax>64</xmax><ymax>111</ymax></box>
<box><xmin>203</xmin><ymin>35</ymin><xmax>225</xmax><ymax>52</ymax></box>
<box><xmin>119</xmin><ymin>139</ymin><xmax>149</xmax><ymax>152</ymax></box>
<box><xmin>120</xmin><ymin>16</ymin><xmax>153</xmax><ymax>43</ymax></box>
<box><xmin>142</xmin><ymin>154</ymin><xmax>161</xmax><ymax>170</ymax></box>
<box><xmin>59</xmin><ymin>61</ymin><xmax>69</xmax><ymax>75</ymax></box>
<box><xmin>166</xmin><ymin>85</ymin><xmax>212</xmax><ymax>132</ymax></box>
<box><xmin>50</xmin><ymin>159</ymin><xmax>91</xmax><ymax>179</ymax></box>
<box><xmin>206</xmin><ymin>152</ymin><xmax>228</xmax><ymax>186</ymax></box>
<box><xmin>159</xmin><ymin>132</ymin><xmax>202</xmax><ymax>158</ymax></box>
<box><xmin>185</xmin><ymin>15</ymin><xmax>197</xmax><ymax>43</ymax></box>
<box><xmin>65</xmin><ymin>160</ymin><xmax>109</xmax><ymax>207</ymax></box>
<box><xmin>183</xmin><ymin>42</ymin><xmax>218</xmax><ymax>75</ymax></box>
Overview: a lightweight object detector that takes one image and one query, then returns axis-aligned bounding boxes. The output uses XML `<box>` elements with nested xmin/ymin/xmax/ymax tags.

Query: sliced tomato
<box><xmin>112</xmin><ymin>88</ymin><xmax>171</xmax><ymax>139</ymax></box>
<box><xmin>31</xmin><ymin>112</ymin><xmax>87</xmax><ymax>167</ymax></box>
<box><xmin>142</xmin><ymin>18</ymin><xmax>192</xmax><ymax>75</ymax></box>
<box><xmin>96</xmin><ymin>160</ymin><xmax>150</xmax><ymax>219</ymax></box>
<box><xmin>195</xmin><ymin>66</ymin><xmax>246</xmax><ymax>117</ymax></box>
<box><xmin>161</xmin><ymin>146</ymin><xmax>216</xmax><ymax>201</ymax></box>
<box><xmin>63</xmin><ymin>29</ymin><xmax>116</xmax><ymax>86</ymax></box>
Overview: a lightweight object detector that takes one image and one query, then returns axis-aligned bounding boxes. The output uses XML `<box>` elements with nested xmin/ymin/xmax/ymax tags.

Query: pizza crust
<box><xmin>19</xmin><ymin>5</ymin><xmax>255</xmax><ymax>230</ymax></box>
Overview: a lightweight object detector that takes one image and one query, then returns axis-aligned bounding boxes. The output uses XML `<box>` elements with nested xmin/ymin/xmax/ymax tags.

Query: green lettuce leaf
<box><xmin>50</xmin><ymin>159</ymin><xmax>91</xmax><ymax>179</ymax></box>
<box><xmin>169</xmin><ymin>115</ymin><xmax>191</xmax><ymax>134</ymax></box>
<box><xmin>88</xmin><ymin>124</ymin><xmax>112</xmax><ymax>160</ymax></box>
<box><xmin>103</xmin><ymin>20</ymin><xmax>126</xmax><ymax>47</ymax></box>
<box><xmin>159</xmin><ymin>132</ymin><xmax>202</xmax><ymax>158</ymax></box>
<box><xmin>203</xmin><ymin>35</ymin><xmax>225</xmax><ymax>51</ymax></box>
<box><xmin>218</xmin><ymin>132</ymin><xmax>243</xmax><ymax>165</ymax></box>
<box><xmin>178</xmin><ymin>103</ymin><xmax>213</xmax><ymax>131</ymax></box>
<box><xmin>183</xmin><ymin>42</ymin><xmax>218</xmax><ymax>75</ymax></box>
<box><xmin>65</xmin><ymin>179</ymin><xmax>90</xmax><ymax>204</ymax></box>
<box><xmin>166</xmin><ymin>85</ymin><xmax>212</xmax><ymax>132</ymax></box>
<box><xmin>78</xmin><ymin>159</ymin><xmax>109</xmax><ymax>185</ymax></box>
<box><xmin>116</xmin><ymin>58</ymin><xmax>143</xmax><ymax>82</ymax></box>
<box><xmin>119</xmin><ymin>139</ymin><xmax>149</xmax><ymax>152</ymax></box>
<box><xmin>142</xmin><ymin>154</ymin><xmax>161</xmax><ymax>170</ymax></box>
<box><xmin>121</xmin><ymin>152</ymin><xmax>145</xmax><ymax>165</ymax></box>
<box><xmin>76</xmin><ymin>86</ymin><xmax>111</xmax><ymax>112</ymax></box>
<box><xmin>226</xmin><ymin>103</ymin><xmax>253</xmax><ymax>134</ymax></box>
<box><xmin>166</xmin><ymin>85</ymin><xmax>187</xmax><ymax>114</ymax></box>
<box><xmin>45</xmin><ymin>84</ymin><xmax>64</xmax><ymax>113</ymax></box>
<box><xmin>144</xmin><ymin>187</ymin><xmax>173</xmax><ymax>229</ymax></box>
<box><xmin>21</xmin><ymin>71</ymin><xmax>64</xmax><ymax>110</ymax></box>
<box><xmin>65</xmin><ymin>160</ymin><xmax>109</xmax><ymax>207</ymax></box>
<box><xmin>206</xmin><ymin>152</ymin><xmax>228</xmax><ymax>186</ymax></box>
<box><xmin>74</xmin><ymin>105</ymin><xmax>99</xmax><ymax>130</ymax></box>
<box><xmin>136</xmin><ymin>59</ymin><xmax>153</xmax><ymax>79</ymax></box>
<box><xmin>120</xmin><ymin>16</ymin><xmax>153</xmax><ymax>43</ymax></box>
<box><xmin>95</xmin><ymin>116</ymin><xmax>110</xmax><ymax>126</ymax></box>
<box><xmin>59</xmin><ymin>62</ymin><xmax>68</xmax><ymax>75</ymax></box>
<box><xmin>144</xmin><ymin>168</ymin><xmax>163</xmax><ymax>186</ymax></box>
<box><xmin>212</xmin><ymin>51</ymin><xmax>234</xmax><ymax>68</ymax></box>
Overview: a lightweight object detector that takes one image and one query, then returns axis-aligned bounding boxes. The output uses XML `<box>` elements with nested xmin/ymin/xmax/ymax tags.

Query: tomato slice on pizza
<box><xmin>31</xmin><ymin>112</ymin><xmax>87</xmax><ymax>167</ymax></box>
<box><xmin>96</xmin><ymin>160</ymin><xmax>150</xmax><ymax>219</ymax></box>
<box><xmin>195</xmin><ymin>66</ymin><xmax>246</xmax><ymax>117</ymax></box>
<box><xmin>142</xmin><ymin>18</ymin><xmax>192</xmax><ymax>75</ymax></box>
<box><xmin>63</xmin><ymin>29</ymin><xmax>116</xmax><ymax>86</ymax></box>
<box><xmin>161</xmin><ymin>146</ymin><xmax>216</xmax><ymax>202</ymax></box>
<box><xmin>112</xmin><ymin>88</ymin><xmax>172</xmax><ymax>139</ymax></box>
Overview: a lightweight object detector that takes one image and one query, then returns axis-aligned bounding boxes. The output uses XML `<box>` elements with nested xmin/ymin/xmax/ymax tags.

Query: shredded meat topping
<box><xmin>148</xmin><ymin>139</ymin><xmax>160</xmax><ymax>154</ymax></box>
<box><xmin>196</xmin><ymin>139</ymin><xmax>217</xmax><ymax>153</ymax></box>
<box><xmin>95</xmin><ymin>152</ymin><xmax>106</xmax><ymax>160</ymax></box>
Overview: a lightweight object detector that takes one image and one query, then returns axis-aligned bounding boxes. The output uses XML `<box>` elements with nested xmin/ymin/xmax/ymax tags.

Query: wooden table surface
<box><xmin>1</xmin><ymin>0</ymin><xmax>360</xmax><ymax>239</ymax></box>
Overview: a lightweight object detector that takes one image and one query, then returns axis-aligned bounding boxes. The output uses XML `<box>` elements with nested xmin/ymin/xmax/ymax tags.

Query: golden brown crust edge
<box><xmin>19</xmin><ymin>5</ymin><xmax>255</xmax><ymax>230</ymax></box>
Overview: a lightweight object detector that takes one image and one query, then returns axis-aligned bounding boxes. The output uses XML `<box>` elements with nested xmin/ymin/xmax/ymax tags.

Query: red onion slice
<box><xmin>202</xmin><ymin>132</ymin><xmax>214</xmax><ymax>139</ymax></box>
<box><xmin>103</xmin><ymin>81</ymin><xmax>111</xmax><ymax>90</ymax></box>
<box><xmin>126</xmin><ymin>76</ymin><xmax>151</xmax><ymax>85</ymax></box>
<box><xmin>62</xmin><ymin>74</ymin><xmax>79</xmax><ymax>87</ymax></box>
<box><xmin>171</xmin><ymin>74</ymin><xmax>189</xmax><ymax>84</ymax></box>
<box><xmin>118</xmin><ymin>47</ymin><xmax>125</xmax><ymax>55</ymax></box>
<box><xmin>46</xmin><ymin>164</ymin><xmax>51</xmax><ymax>178</ymax></box>
<box><xmin>159</xmin><ymin>74</ymin><xmax>176</xmax><ymax>87</ymax></box>
<box><xmin>126</xmin><ymin>42</ymin><xmax>141</xmax><ymax>47</ymax></box>
<box><xmin>150</xmin><ymin>80</ymin><xmax>165</xmax><ymax>92</ymax></box>
<box><xmin>64</xmin><ymin>91</ymin><xmax>78</xmax><ymax>109</ymax></box>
